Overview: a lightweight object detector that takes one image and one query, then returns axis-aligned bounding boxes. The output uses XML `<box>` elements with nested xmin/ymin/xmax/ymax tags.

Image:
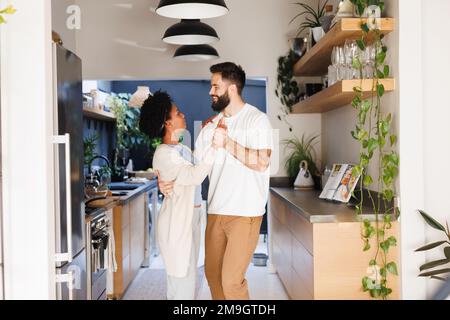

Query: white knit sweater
<box><xmin>152</xmin><ymin>144</ymin><xmax>215</xmax><ymax>277</ymax></box>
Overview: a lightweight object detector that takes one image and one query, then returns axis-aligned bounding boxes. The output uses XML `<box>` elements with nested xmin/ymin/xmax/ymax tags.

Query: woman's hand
<box><xmin>212</xmin><ymin>119</ymin><xmax>228</xmax><ymax>149</ymax></box>
<box><xmin>156</xmin><ymin>170</ymin><xmax>174</xmax><ymax>197</ymax></box>
<box><xmin>202</xmin><ymin>114</ymin><xmax>218</xmax><ymax>128</ymax></box>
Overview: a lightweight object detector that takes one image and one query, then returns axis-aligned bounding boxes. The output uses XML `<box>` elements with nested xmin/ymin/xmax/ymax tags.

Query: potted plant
<box><xmin>283</xmin><ymin>134</ymin><xmax>321</xmax><ymax>189</ymax></box>
<box><xmin>351</xmin><ymin>0</ymin><xmax>385</xmax><ymax>17</ymax></box>
<box><xmin>108</xmin><ymin>93</ymin><xmax>161</xmax><ymax>178</ymax></box>
<box><xmin>290</xmin><ymin>0</ymin><xmax>329</xmax><ymax>44</ymax></box>
<box><xmin>415</xmin><ymin>210</ymin><xmax>450</xmax><ymax>281</ymax></box>
<box><xmin>107</xmin><ymin>94</ymin><xmax>129</xmax><ymax>181</ymax></box>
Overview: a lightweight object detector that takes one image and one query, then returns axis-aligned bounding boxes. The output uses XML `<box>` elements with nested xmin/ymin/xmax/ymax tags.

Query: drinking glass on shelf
<box><xmin>363</xmin><ymin>44</ymin><xmax>375</xmax><ymax>79</ymax></box>
<box><xmin>328</xmin><ymin>64</ymin><xmax>336</xmax><ymax>86</ymax></box>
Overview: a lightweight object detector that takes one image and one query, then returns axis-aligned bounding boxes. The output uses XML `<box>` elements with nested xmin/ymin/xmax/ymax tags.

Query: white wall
<box><xmin>421</xmin><ymin>0</ymin><xmax>450</xmax><ymax>299</ymax></box>
<box><xmin>72</xmin><ymin>0</ymin><xmax>322</xmax><ymax>176</ymax></box>
<box><xmin>51</xmin><ymin>0</ymin><xmax>77</xmax><ymax>53</ymax></box>
<box><xmin>1</xmin><ymin>0</ymin><xmax>56</xmax><ymax>299</ymax></box>
<box><xmin>322</xmin><ymin>1</ymin><xmax>399</xmax><ymax>191</ymax></box>
<box><xmin>398</xmin><ymin>0</ymin><xmax>426</xmax><ymax>300</ymax></box>
<box><xmin>372</xmin><ymin>0</ymin><xmax>450</xmax><ymax>300</ymax></box>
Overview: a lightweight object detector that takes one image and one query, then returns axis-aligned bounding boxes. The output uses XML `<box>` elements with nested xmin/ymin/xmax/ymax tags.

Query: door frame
<box><xmin>0</xmin><ymin>0</ymin><xmax>56</xmax><ymax>299</ymax></box>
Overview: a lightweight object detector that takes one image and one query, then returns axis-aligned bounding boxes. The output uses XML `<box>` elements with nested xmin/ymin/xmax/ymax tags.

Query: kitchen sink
<box><xmin>108</xmin><ymin>182</ymin><xmax>143</xmax><ymax>191</ymax></box>
<box><xmin>111</xmin><ymin>191</ymin><xmax>129</xmax><ymax>197</ymax></box>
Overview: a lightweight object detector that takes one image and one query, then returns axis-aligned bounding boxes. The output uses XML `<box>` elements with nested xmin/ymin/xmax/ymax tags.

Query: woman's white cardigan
<box><xmin>152</xmin><ymin>144</ymin><xmax>214</xmax><ymax>277</ymax></box>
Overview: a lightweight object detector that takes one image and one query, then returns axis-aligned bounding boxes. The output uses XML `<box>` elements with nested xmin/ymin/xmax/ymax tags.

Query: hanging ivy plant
<box><xmin>275</xmin><ymin>49</ymin><xmax>302</xmax><ymax>132</ymax></box>
<box><xmin>350</xmin><ymin>5</ymin><xmax>400</xmax><ymax>300</ymax></box>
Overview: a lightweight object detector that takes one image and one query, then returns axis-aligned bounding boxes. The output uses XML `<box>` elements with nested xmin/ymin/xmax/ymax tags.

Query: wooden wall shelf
<box><xmin>291</xmin><ymin>79</ymin><xmax>395</xmax><ymax>114</ymax></box>
<box><xmin>83</xmin><ymin>107</ymin><xmax>116</xmax><ymax>121</ymax></box>
<box><xmin>293</xmin><ymin>18</ymin><xmax>395</xmax><ymax>76</ymax></box>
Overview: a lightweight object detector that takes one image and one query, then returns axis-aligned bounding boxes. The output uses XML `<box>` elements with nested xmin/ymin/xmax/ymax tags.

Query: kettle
<box><xmin>294</xmin><ymin>160</ymin><xmax>315</xmax><ymax>190</ymax></box>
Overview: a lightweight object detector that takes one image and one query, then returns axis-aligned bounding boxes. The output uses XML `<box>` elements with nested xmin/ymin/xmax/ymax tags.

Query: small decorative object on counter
<box><xmin>129</xmin><ymin>86</ymin><xmax>152</xmax><ymax>108</ymax></box>
<box><xmin>294</xmin><ymin>160</ymin><xmax>315</xmax><ymax>190</ymax></box>
<box><xmin>320</xmin><ymin>4</ymin><xmax>335</xmax><ymax>33</ymax></box>
<box><xmin>337</xmin><ymin>0</ymin><xmax>355</xmax><ymax>17</ymax></box>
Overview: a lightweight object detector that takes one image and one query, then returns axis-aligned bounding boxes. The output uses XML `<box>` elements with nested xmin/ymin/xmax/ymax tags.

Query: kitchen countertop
<box><xmin>270</xmin><ymin>187</ymin><xmax>398</xmax><ymax>224</ymax></box>
<box><xmin>111</xmin><ymin>179</ymin><xmax>157</xmax><ymax>206</ymax></box>
<box><xmin>85</xmin><ymin>180</ymin><xmax>158</xmax><ymax>217</ymax></box>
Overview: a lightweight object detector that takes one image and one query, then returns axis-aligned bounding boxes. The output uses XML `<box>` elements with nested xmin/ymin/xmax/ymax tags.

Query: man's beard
<box><xmin>211</xmin><ymin>91</ymin><xmax>230</xmax><ymax>112</ymax></box>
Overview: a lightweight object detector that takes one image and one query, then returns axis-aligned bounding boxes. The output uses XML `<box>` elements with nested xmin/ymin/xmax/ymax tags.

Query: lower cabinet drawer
<box><xmin>291</xmin><ymin>267</ymin><xmax>314</xmax><ymax>300</ymax></box>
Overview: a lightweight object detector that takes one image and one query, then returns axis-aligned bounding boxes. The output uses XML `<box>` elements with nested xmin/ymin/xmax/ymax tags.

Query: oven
<box><xmin>85</xmin><ymin>208</ymin><xmax>111</xmax><ymax>300</ymax></box>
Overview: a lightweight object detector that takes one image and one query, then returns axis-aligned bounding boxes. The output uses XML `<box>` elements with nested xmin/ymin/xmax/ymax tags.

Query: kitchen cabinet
<box><xmin>111</xmin><ymin>191</ymin><xmax>148</xmax><ymax>299</ymax></box>
<box><xmin>269</xmin><ymin>189</ymin><xmax>399</xmax><ymax>300</ymax></box>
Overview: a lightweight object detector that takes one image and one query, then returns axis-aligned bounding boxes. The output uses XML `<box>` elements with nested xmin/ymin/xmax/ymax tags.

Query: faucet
<box><xmin>88</xmin><ymin>155</ymin><xmax>111</xmax><ymax>175</ymax></box>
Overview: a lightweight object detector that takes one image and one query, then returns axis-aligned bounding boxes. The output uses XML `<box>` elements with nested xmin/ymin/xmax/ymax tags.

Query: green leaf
<box><xmin>380</xmin><ymin>267</ymin><xmax>387</xmax><ymax>277</ymax></box>
<box><xmin>352</xmin><ymin>166</ymin><xmax>363</xmax><ymax>177</ymax></box>
<box><xmin>419</xmin><ymin>259</ymin><xmax>450</xmax><ymax>272</ymax></box>
<box><xmin>384</xmin><ymin>65</ymin><xmax>390</xmax><ymax>77</ymax></box>
<box><xmin>383</xmin><ymin>189</ymin><xmax>393</xmax><ymax>202</ymax></box>
<box><xmin>387</xmin><ymin>236</ymin><xmax>397</xmax><ymax>246</ymax></box>
<box><xmin>352</xmin><ymin>57</ymin><xmax>362</xmax><ymax>70</ymax></box>
<box><xmin>384</xmin><ymin>214</ymin><xmax>392</xmax><ymax>223</ymax></box>
<box><xmin>353</xmin><ymin>86</ymin><xmax>363</xmax><ymax>94</ymax></box>
<box><xmin>368</xmin><ymin>138</ymin><xmax>378</xmax><ymax>154</ymax></box>
<box><xmin>361</xmin><ymin>23</ymin><xmax>370</xmax><ymax>33</ymax></box>
<box><xmin>363</xmin><ymin>175</ymin><xmax>373</xmax><ymax>187</ymax></box>
<box><xmin>418</xmin><ymin>210</ymin><xmax>446</xmax><ymax>232</ymax></box>
<box><xmin>445</xmin><ymin>247</ymin><xmax>450</xmax><ymax>259</ymax></box>
<box><xmin>378</xmin><ymin>229</ymin><xmax>385</xmax><ymax>238</ymax></box>
<box><xmin>369</xmin><ymin>259</ymin><xmax>377</xmax><ymax>266</ymax></box>
<box><xmin>0</xmin><ymin>16</ymin><xmax>5</xmax><ymax>24</ymax></box>
<box><xmin>361</xmin><ymin>100</ymin><xmax>371</xmax><ymax>113</ymax></box>
<box><xmin>363</xmin><ymin>241</ymin><xmax>371</xmax><ymax>251</ymax></box>
<box><xmin>386</xmin><ymin>262</ymin><xmax>398</xmax><ymax>275</ymax></box>
<box><xmin>419</xmin><ymin>268</ymin><xmax>450</xmax><ymax>277</ymax></box>
<box><xmin>376</xmin><ymin>69</ymin><xmax>385</xmax><ymax>79</ymax></box>
<box><xmin>370</xmin><ymin>289</ymin><xmax>381</xmax><ymax>298</ymax></box>
<box><xmin>390</xmin><ymin>135</ymin><xmax>397</xmax><ymax>146</ymax></box>
<box><xmin>0</xmin><ymin>5</ymin><xmax>16</xmax><ymax>14</ymax></box>
<box><xmin>415</xmin><ymin>241</ymin><xmax>447</xmax><ymax>252</ymax></box>
<box><xmin>380</xmin><ymin>241</ymin><xmax>389</xmax><ymax>252</ymax></box>
<box><xmin>376</xmin><ymin>50</ymin><xmax>387</xmax><ymax>65</ymax></box>
<box><xmin>356</xmin><ymin>39</ymin><xmax>366</xmax><ymax>51</ymax></box>
<box><xmin>377</xmin><ymin>84</ymin><xmax>385</xmax><ymax>97</ymax></box>
<box><xmin>431</xmin><ymin>276</ymin><xmax>448</xmax><ymax>282</ymax></box>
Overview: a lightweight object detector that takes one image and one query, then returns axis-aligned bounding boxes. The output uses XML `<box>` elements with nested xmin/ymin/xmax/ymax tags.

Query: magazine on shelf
<box><xmin>319</xmin><ymin>164</ymin><xmax>361</xmax><ymax>203</ymax></box>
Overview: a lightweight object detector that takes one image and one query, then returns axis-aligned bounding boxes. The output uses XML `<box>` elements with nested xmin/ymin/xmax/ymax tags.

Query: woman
<box><xmin>139</xmin><ymin>90</ymin><xmax>226</xmax><ymax>300</ymax></box>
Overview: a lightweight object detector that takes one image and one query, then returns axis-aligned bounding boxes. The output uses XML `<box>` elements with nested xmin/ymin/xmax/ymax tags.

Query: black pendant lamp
<box><xmin>173</xmin><ymin>44</ymin><xmax>219</xmax><ymax>61</ymax></box>
<box><xmin>156</xmin><ymin>0</ymin><xmax>229</xmax><ymax>19</ymax></box>
<box><xmin>163</xmin><ymin>19</ymin><xmax>219</xmax><ymax>45</ymax></box>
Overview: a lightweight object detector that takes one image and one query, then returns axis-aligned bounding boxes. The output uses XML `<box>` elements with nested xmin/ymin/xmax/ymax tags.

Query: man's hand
<box><xmin>155</xmin><ymin>170</ymin><xmax>174</xmax><ymax>197</ymax></box>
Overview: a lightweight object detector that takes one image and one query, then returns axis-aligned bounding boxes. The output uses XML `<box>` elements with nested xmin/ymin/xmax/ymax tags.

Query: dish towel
<box><xmin>105</xmin><ymin>210</ymin><xmax>117</xmax><ymax>295</ymax></box>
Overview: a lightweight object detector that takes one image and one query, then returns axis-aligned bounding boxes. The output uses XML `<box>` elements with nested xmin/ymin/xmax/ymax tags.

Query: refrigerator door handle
<box><xmin>56</xmin><ymin>271</ymin><xmax>74</xmax><ymax>300</ymax></box>
<box><xmin>52</xmin><ymin>134</ymin><xmax>73</xmax><ymax>263</ymax></box>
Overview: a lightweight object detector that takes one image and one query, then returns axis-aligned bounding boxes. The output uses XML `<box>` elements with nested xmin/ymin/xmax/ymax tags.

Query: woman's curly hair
<box><xmin>139</xmin><ymin>90</ymin><xmax>173</xmax><ymax>139</ymax></box>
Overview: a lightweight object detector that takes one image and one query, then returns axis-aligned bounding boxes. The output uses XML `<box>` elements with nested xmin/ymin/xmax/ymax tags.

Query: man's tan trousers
<box><xmin>204</xmin><ymin>214</ymin><xmax>263</xmax><ymax>300</ymax></box>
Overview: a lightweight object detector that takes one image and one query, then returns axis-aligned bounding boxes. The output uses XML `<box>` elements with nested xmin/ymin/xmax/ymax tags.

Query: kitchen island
<box><xmin>269</xmin><ymin>188</ymin><xmax>399</xmax><ymax>300</ymax></box>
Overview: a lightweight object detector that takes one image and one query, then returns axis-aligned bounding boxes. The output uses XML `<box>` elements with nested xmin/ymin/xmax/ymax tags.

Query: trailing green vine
<box><xmin>350</xmin><ymin>2</ymin><xmax>400</xmax><ymax>300</ymax></box>
<box><xmin>275</xmin><ymin>49</ymin><xmax>301</xmax><ymax>132</ymax></box>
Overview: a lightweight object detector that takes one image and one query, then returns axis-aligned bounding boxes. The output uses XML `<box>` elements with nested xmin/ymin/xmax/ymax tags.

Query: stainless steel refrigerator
<box><xmin>52</xmin><ymin>43</ymin><xmax>86</xmax><ymax>300</ymax></box>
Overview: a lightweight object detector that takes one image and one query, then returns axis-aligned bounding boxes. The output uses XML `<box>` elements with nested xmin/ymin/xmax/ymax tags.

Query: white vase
<box><xmin>129</xmin><ymin>86</ymin><xmax>152</xmax><ymax>108</ymax></box>
<box><xmin>312</xmin><ymin>26</ymin><xmax>325</xmax><ymax>43</ymax></box>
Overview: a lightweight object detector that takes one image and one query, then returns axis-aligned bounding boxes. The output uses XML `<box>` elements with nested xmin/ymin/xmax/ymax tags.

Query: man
<box><xmin>160</xmin><ymin>62</ymin><xmax>273</xmax><ymax>300</ymax></box>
